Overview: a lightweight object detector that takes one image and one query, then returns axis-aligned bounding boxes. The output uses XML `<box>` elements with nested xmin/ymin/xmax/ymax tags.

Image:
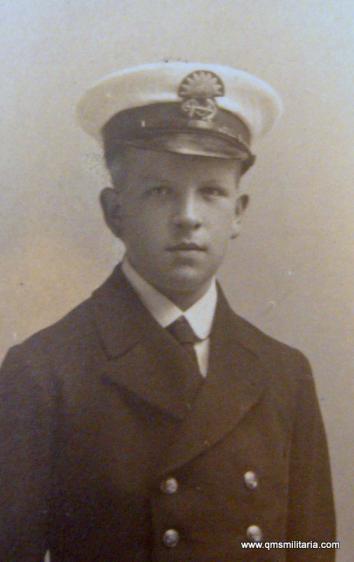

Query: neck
<box><xmin>153</xmin><ymin>282</ymin><xmax>213</xmax><ymax>311</ymax></box>
<box><xmin>122</xmin><ymin>258</ymin><xmax>214</xmax><ymax>311</ymax></box>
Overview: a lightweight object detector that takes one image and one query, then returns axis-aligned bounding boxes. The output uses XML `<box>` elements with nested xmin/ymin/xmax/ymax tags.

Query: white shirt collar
<box><xmin>122</xmin><ymin>258</ymin><xmax>217</xmax><ymax>339</ymax></box>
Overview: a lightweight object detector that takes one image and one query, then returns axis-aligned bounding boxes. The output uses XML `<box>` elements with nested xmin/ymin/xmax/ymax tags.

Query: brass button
<box><xmin>162</xmin><ymin>528</ymin><xmax>179</xmax><ymax>547</ymax></box>
<box><xmin>246</xmin><ymin>524</ymin><xmax>263</xmax><ymax>542</ymax></box>
<box><xmin>160</xmin><ymin>477</ymin><xmax>179</xmax><ymax>495</ymax></box>
<box><xmin>244</xmin><ymin>470</ymin><xmax>258</xmax><ymax>490</ymax></box>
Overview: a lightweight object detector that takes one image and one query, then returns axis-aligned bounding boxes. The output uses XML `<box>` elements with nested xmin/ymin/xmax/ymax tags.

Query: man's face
<box><xmin>102</xmin><ymin>147</ymin><xmax>248</xmax><ymax>307</ymax></box>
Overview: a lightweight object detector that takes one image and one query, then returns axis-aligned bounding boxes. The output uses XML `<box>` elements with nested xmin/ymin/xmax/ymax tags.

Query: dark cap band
<box><xmin>102</xmin><ymin>102</ymin><xmax>255</xmax><ymax>172</ymax></box>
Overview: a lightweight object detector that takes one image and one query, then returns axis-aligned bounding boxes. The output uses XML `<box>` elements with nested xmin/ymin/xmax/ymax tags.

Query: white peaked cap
<box><xmin>77</xmin><ymin>62</ymin><xmax>282</xmax><ymax>171</ymax></box>
<box><xmin>77</xmin><ymin>62</ymin><xmax>282</xmax><ymax>143</ymax></box>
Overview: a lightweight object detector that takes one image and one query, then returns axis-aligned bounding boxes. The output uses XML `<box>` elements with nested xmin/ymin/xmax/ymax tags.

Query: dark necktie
<box><xmin>167</xmin><ymin>316</ymin><xmax>203</xmax><ymax>376</ymax></box>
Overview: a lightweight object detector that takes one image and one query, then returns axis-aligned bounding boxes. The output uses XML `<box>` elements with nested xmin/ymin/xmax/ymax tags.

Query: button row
<box><xmin>160</xmin><ymin>472</ymin><xmax>261</xmax><ymax>549</ymax></box>
<box><xmin>162</xmin><ymin>525</ymin><xmax>263</xmax><ymax>548</ymax></box>
<box><xmin>160</xmin><ymin>470</ymin><xmax>259</xmax><ymax>495</ymax></box>
<box><xmin>161</xmin><ymin>477</ymin><xmax>180</xmax><ymax>548</ymax></box>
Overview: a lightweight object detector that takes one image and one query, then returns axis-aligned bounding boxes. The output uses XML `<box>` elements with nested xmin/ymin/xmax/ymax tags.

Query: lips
<box><xmin>166</xmin><ymin>242</ymin><xmax>207</xmax><ymax>252</ymax></box>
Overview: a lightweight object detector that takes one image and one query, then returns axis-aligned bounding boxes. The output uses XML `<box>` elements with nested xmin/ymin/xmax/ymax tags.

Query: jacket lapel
<box><xmin>159</xmin><ymin>288</ymin><xmax>269</xmax><ymax>475</ymax></box>
<box><xmin>91</xmin><ymin>266</ymin><xmax>201</xmax><ymax>420</ymax></box>
<box><xmin>91</xmin><ymin>267</ymin><xmax>269</xmax><ymax>470</ymax></box>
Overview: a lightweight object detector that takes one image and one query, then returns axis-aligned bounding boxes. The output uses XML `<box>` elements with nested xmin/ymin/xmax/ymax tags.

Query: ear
<box><xmin>230</xmin><ymin>193</ymin><xmax>249</xmax><ymax>239</ymax></box>
<box><xmin>100</xmin><ymin>187</ymin><xmax>123</xmax><ymax>238</ymax></box>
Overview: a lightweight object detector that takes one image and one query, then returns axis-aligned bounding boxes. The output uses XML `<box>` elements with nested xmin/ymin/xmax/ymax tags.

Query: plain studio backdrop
<box><xmin>0</xmin><ymin>0</ymin><xmax>353</xmax><ymax>559</ymax></box>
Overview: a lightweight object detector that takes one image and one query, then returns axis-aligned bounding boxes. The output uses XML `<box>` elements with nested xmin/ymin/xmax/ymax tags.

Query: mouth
<box><xmin>166</xmin><ymin>242</ymin><xmax>207</xmax><ymax>252</ymax></box>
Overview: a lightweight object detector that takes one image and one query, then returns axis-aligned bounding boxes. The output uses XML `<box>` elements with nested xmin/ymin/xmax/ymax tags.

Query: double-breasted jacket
<box><xmin>0</xmin><ymin>266</ymin><xmax>336</xmax><ymax>561</ymax></box>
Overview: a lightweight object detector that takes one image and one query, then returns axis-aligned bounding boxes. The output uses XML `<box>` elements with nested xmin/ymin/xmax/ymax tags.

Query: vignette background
<box><xmin>1</xmin><ymin>1</ymin><xmax>353</xmax><ymax>558</ymax></box>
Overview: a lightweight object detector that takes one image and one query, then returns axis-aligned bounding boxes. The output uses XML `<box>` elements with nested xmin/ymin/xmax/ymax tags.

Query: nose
<box><xmin>172</xmin><ymin>192</ymin><xmax>202</xmax><ymax>230</ymax></box>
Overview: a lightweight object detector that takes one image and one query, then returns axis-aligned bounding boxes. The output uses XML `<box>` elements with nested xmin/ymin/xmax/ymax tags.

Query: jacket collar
<box><xmin>91</xmin><ymin>264</ymin><xmax>262</xmax><ymax>360</ymax></box>
<box><xmin>91</xmin><ymin>265</ymin><xmax>205</xmax><ymax>419</ymax></box>
<box><xmin>90</xmin><ymin>266</ymin><xmax>269</xmax><ymax>457</ymax></box>
<box><xmin>91</xmin><ymin>264</ymin><xmax>158</xmax><ymax>359</ymax></box>
<box><xmin>122</xmin><ymin>258</ymin><xmax>217</xmax><ymax>339</ymax></box>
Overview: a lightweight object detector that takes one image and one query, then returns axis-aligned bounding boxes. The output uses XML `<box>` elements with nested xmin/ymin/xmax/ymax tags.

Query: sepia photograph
<box><xmin>0</xmin><ymin>1</ymin><xmax>353</xmax><ymax>560</ymax></box>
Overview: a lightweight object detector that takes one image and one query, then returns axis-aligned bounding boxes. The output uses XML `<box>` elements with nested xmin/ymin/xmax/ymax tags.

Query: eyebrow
<box><xmin>141</xmin><ymin>177</ymin><xmax>229</xmax><ymax>184</ymax></box>
<box><xmin>141</xmin><ymin>176</ymin><xmax>171</xmax><ymax>183</ymax></box>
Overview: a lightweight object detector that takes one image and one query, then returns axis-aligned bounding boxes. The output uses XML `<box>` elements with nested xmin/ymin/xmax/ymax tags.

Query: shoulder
<box><xmin>239</xmin><ymin>312</ymin><xmax>315</xmax><ymax>395</ymax></box>
<box><xmin>231</xmin><ymin>312</ymin><xmax>325</xmax><ymax>430</ymax></box>
<box><xmin>1</xmin><ymin>266</ymin><xmax>129</xmax><ymax>371</ymax></box>
<box><xmin>236</xmin><ymin>312</ymin><xmax>310</xmax><ymax>372</ymax></box>
<box><xmin>1</xmin><ymin>296</ymin><xmax>95</xmax><ymax>381</ymax></box>
<box><xmin>217</xmin><ymin>287</ymin><xmax>313</xmax><ymax>384</ymax></box>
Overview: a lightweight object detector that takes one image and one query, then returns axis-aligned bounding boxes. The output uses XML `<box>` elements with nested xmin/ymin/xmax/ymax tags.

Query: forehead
<box><xmin>119</xmin><ymin>147</ymin><xmax>241</xmax><ymax>183</ymax></box>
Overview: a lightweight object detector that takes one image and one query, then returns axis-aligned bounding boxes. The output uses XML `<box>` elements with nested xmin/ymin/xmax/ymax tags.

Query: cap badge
<box><xmin>178</xmin><ymin>70</ymin><xmax>225</xmax><ymax>122</ymax></box>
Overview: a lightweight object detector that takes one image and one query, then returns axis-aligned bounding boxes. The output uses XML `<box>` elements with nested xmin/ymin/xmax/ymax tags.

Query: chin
<box><xmin>162</xmin><ymin>267</ymin><xmax>212</xmax><ymax>293</ymax></box>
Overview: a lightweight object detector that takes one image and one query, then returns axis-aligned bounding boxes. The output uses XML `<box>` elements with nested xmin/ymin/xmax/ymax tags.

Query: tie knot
<box><xmin>168</xmin><ymin>316</ymin><xmax>202</xmax><ymax>345</ymax></box>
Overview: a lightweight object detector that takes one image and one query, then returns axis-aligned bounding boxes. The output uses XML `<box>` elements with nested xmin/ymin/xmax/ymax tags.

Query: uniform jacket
<box><xmin>0</xmin><ymin>265</ymin><xmax>336</xmax><ymax>561</ymax></box>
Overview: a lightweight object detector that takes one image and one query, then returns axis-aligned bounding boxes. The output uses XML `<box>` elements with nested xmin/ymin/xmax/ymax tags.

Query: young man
<box><xmin>0</xmin><ymin>63</ymin><xmax>335</xmax><ymax>561</ymax></box>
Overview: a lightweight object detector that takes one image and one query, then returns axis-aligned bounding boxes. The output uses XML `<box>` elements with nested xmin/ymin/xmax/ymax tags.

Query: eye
<box><xmin>200</xmin><ymin>186</ymin><xmax>227</xmax><ymax>198</ymax></box>
<box><xmin>146</xmin><ymin>185</ymin><xmax>171</xmax><ymax>197</ymax></box>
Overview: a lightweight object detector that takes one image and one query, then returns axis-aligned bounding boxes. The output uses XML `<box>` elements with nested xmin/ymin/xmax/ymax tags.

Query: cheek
<box><xmin>122</xmin><ymin>212</ymin><xmax>166</xmax><ymax>250</ymax></box>
<box><xmin>208</xmin><ymin>206</ymin><xmax>237</xmax><ymax>235</ymax></box>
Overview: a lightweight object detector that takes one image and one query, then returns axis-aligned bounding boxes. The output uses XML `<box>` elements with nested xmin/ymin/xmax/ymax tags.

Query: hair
<box><xmin>104</xmin><ymin>146</ymin><xmax>129</xmax><ymax>188</ymax></box>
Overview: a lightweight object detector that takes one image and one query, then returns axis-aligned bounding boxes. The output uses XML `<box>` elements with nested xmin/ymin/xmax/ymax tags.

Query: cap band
<box><xmin>102</xmin><ymin>102</ymin><xmax>255</xmax><ymax>170</ymax></box>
